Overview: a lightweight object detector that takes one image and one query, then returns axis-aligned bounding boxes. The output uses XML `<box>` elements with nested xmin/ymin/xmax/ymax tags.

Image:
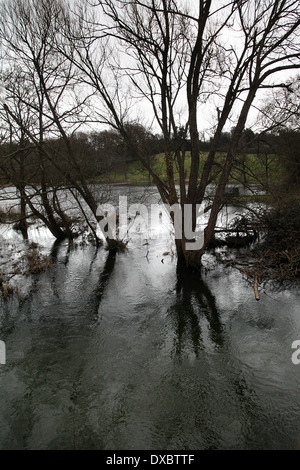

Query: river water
<box><xmin>0</xmin><ymin>185</ymin><xmax>299</xmax><ymax>450</ymax></box>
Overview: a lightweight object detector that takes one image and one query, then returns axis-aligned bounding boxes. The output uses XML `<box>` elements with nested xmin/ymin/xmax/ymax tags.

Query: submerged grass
<box><xmin>0</xmin><ymin>242</ymin><xmax>52</xmax><ymax>301</ymax></box>
<box><xmin>24</xmin><ymin>244</ymin><xmax>52</xmax><ymax>275</ymax></box>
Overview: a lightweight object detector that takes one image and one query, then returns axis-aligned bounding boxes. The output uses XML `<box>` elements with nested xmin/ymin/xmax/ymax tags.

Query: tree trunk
<box><xmin>17</xmin><ymin>183</ymin><xmax>28</xmax><ymax>240</ymax></box>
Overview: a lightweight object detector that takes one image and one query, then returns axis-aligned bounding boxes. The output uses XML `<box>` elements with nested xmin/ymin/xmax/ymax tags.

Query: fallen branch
<box><xmin>254</xmin><ymin>276</ymin><xmax>260</xmax><ymax>301</ymax></box>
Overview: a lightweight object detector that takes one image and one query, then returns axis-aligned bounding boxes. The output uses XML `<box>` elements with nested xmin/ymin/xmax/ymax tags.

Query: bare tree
<box><xmin>61</xmin><ymin>0</ymin><xmax>300</xmax><ymax>265</ymax></box>
<box><xmin>0</xmin><ymin>78</ymin><xmax>33</xmax><ymax>239</ymax></box>
<box><xmin>58</xmin><ymin>0</ymin><xmax>222</xmax><ymax>256</ymax></box>
<box><xmin>0</xmin><ymin>0</ymin><xmax>113</xmax><ymax>245</ymax></box>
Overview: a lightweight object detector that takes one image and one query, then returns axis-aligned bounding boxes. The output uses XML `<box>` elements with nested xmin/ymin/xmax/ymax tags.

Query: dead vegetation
<box><xmin>0</xmin><ymin>242</ymin><xmax>51</xmax><ymax>301</ymax></box>
<box><xmin>23</xmin><ymin>244</ymin><xmax>52</xmax><ymax>275</ymax></box>
<box><xmin>0</xmin><ymin>273</ymin><xmax>19</xmax><ymax>300</ymax></box>
<box><xmin>215</xmin><ymin>201</ymin><xmax>300</xmax><ymax>290</ymax></box>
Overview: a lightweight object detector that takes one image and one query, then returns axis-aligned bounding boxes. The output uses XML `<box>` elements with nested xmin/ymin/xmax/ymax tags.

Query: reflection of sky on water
<box><xmin>0</xmin><ymin>185</ymin><xmax>299</xmax><ymax>450</ymax></box>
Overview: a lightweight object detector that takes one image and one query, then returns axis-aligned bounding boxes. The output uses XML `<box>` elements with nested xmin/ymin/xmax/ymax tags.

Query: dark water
<box><xmin>0</xmin><ymin>187</ymin><xmax>300</xmax><ymax>450</ymax></box>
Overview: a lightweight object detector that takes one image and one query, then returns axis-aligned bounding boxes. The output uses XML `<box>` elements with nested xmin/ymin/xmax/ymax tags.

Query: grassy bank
<box><xmin>93</xmin><ymin>151</ymin><xmax>282</xmax><ymax>188</ymax></box>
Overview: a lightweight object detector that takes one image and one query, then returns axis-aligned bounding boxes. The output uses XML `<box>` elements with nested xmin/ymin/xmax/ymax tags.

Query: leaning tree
<box><xmin>0</xmin><ymin>0</ymin><xmax>112</xmax><ymax>244</ymax></box>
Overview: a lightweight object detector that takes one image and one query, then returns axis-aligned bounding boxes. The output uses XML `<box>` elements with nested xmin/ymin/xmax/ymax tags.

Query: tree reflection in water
<box><xmin>169</xmin><ymin>261</ymin><xmax>225</xmax><ymax>358</ymax></box>
<box><xmin>95</xmin><ymin>250</ymin><xmax>116</xmax><ymax>303</ymax></box>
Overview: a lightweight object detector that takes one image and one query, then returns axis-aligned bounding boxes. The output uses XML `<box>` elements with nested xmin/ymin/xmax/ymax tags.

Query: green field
<box><xmin>94</xmin><ymin>151</ymin><xmax>283</xmax><ymax>188</ymax></box>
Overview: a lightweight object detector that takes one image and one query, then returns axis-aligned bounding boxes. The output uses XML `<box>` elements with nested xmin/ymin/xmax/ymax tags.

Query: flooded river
<box><xmin>0</xmin><ymin>186</ymin><xmax>299</xmax><ymax>449</ymax></box>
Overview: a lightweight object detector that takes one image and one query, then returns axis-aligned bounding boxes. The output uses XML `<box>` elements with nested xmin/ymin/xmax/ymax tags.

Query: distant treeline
<box><xmin>1</xmin><ymin>123</ymin><xmax>300</xmax><ymax>185</ymax></box>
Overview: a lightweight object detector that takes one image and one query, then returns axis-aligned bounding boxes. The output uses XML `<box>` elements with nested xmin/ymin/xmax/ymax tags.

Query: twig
<box><xmin>254</xmin><ymin>276</ymin><xmax>260</xmax><ymax>301</ymax></box>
